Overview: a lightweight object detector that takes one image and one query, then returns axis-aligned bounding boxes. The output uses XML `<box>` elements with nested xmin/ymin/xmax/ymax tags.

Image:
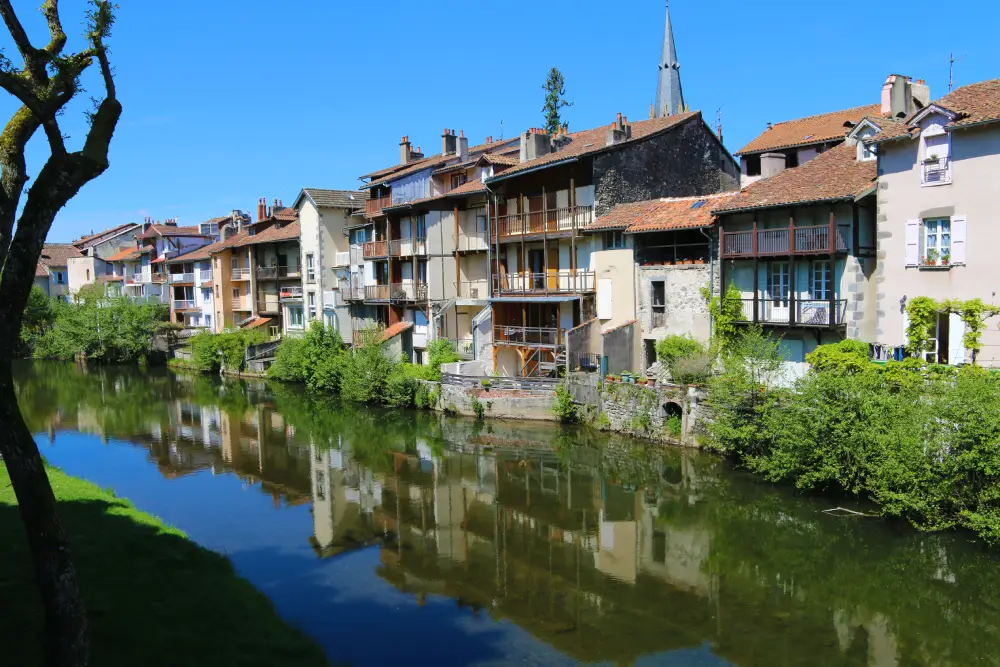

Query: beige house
<box><xmin>864</xmin><ymin>78</ymin><xmax>1000</xmax><ymax>365</ymax></box>
<box><xmin>34</xmin><ymin>243</ymin><xmax>82</xmax><ymax>301</ymax></box>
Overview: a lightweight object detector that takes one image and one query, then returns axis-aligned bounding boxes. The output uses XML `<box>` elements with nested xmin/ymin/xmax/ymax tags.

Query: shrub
<box><xmin>595</xmin><ymin>412</ymin><xmax>611</xmax><ymax>431</ymax></box>
<box><xmin>665</xmin><ymin>414</ymin><xmax>682</xmax><ymax>438</ymax></box>
<box><xmin>552</xmin><ymin>384</ymin><xmax>578</xmax><ymax>423</ymax></box>
<box><xmin>656</xmin><ymin>334</ymin><xmax>704</xmax><ymax>365</ymax></box>
<box><xmin>267</xmin><ymin>337</ymin><xmax>309</xmax><ymax>383</ymax></box>
<box><xmin>629</xmin><ymin>411</ymin><xmax>652</xmax><ymax>434</ymax></box>
<box><xmin>805</xmin><ymin>339</ymin><xmax>870</xmax><ymax>374</ymax></box>
<box><xmin>471</xmin><ymin>397</ymin><xmax>485</xmax><ymax>420</ymax></box>
<box><xmin>427</xmin><ymin>338</ymin><xmax>460</xmax><ymax>380</ymax></box>
<box><xmin>670</xmin><ymin>352</ymin><xmax>713</xmax><ymax>385</ymax></box>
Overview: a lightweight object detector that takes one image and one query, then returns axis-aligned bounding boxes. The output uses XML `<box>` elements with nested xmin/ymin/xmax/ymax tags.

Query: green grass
<box><xmin>0</xmin><ymin>464</ymin><xmax>327</xmax><ymax>667</ymax></box>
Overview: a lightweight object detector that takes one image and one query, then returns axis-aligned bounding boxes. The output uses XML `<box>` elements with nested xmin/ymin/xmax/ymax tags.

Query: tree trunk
<box><xmin>0</xmin><ymin>358</ymin><xmax>89</xmax><ymax>667</ymax></box>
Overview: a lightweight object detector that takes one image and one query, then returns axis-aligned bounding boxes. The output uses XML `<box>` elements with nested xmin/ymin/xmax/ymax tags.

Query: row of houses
<box><xmin>37</xmin><ymin>72</ymin><xmax>1000</xmax><ymax>375</ymax></box>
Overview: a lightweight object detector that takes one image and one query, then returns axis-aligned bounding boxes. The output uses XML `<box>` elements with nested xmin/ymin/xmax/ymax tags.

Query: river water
<box><xmin>13</xmin><ymin>361</ymin><xmax>1000</xmax><ymax>666</ymax></box>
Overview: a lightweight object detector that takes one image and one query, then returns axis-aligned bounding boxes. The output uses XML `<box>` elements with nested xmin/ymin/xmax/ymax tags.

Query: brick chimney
<box><xmin>457</xmin><ymin>130</ymin><xmax>469</xmax><ymax>161</ymax></box>
<box><xmin>605</xmin><ymin>112</ymin><xmax>632</xmax><ymax>146</ymax></box>
<box><xmin>519</xmin><ymin>128</ymin><xmax>551</xmax><ymax>163</ymax></box>
<box><xmin>441</xmin><ymin>128</ymin><xmax>457</xmax><ymax>155</ymax></box>
<box><xmin>399</xmin><ymin>135</ymin><xmax>413</xmax><ymax>165</ymax></box>
<box><xmin>257</xmin><ymin>197</ymin><xmax>266</xmax><ymax>222</ymax></box>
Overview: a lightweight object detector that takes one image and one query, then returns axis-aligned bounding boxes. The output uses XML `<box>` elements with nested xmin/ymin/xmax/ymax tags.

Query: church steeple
<box><xmin>654</xmin><ymin>1</ymin><xmax>685</xmax><ymax>118</ymax></box>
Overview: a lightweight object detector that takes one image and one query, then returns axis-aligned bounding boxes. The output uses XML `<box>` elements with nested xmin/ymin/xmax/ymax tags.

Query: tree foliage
<box><xmin>17</xmin><ymin>285</ymin><xmax>56</xmax><ymax>356</ymax></box>
<box><xmin>541</xmin><ymin>67</ymin><xmax>572</xmax><ymax>136</ymax></box>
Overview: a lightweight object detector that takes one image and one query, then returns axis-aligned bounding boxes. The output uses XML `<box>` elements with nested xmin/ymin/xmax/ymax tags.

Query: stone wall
<box><xmin>637</xmin><ymin>264</ymin><xmax>716</xmax><ymax>355</ymax></box>
<box><xmin>424</xmin><ymin>380</ymin><xmax>558</xmax><ymax>421</ymax></box>
<box><xmin>593</xmin><ymin>117</ymin><xmax>740</xmax><ymax>217</ymax></box>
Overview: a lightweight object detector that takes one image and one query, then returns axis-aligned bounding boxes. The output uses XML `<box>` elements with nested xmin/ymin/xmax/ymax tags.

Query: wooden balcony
<box><xmin>722</xmin><ymin>223</ymin><xmax>850</xmax><ymax>258</ymax></box>
<box><xmin>732</xmin><ymin>297</ymin><xmax>848</xmax><ymax>328</ymax></box>
<box><xmin>389</xmin><ymin>282</ymin><xmax>428</xmax><ymax>301</ymax></box>
<box><xmin>365</xmin><ymin>195</ymin><xmax>392</xmax><ymax>218</ymax></box>
<box><xmin>497</xmin><ymin>205</ymin><xmax>594</xmax><ymax>239</ymax></box>
<box><xmin>389</xmin><ymin>238</ymin><xmax>427</xmax><ymax>257</ymax></box>
<box><xmin>362</xmin><ymin>240</ymin><xmax>388</xmax><ymax>259</ymax></box>
<box><xmin>493</xmin><ymin>270</ymin><xmax>595</xmax><ymax>295</ymax></box>
<box><xmin>364</xmin><ymin>284</ymin><xmax>390</xmax><ymax>301</ymax></box>
<box><xmin>230</xmin><ymin>297</ymin><xmax>251</xmax><ymax>311</ymax></box>
<box><xmin>493</xmin><ymin>325</ymin><xmax>563</xmax><ymax>348</ymax></box>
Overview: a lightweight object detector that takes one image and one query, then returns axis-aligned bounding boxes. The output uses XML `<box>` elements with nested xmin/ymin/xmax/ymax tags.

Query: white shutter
<box><xmin>597</xmin><ymin>279</ymin><xmax>613</xmax><ymax>320</ymax></box>
<box><xmin>950</xmin><ymin>215</ymin><xmax>967</xmax><ymax>265</ymax></box>
<box><xmin>904</xmin><ymin>219</ymin><xmax>920</xmax><ymax>266</ymax></box>
<box><xmin>948</xmin><ymin>313</ymin><xmax>966</xmax><ymax>365</ymax></box>
<box><xmin>902</xmin><ymin>309</ymin><xmax>910</xmax><ymax>350</ymax></box>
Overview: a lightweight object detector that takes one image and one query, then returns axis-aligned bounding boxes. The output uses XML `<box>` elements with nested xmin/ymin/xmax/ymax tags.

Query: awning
<box><xmin>488</xmin><ymin>295</ymin><xmax>580</xmax><ymax>303</ymax></box>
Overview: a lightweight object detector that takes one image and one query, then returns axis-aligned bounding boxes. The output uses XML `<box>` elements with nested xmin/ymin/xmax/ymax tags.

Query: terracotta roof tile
<box><xmin>104</xmin><ymin>246</ymin><xmax>143</xmax><ymax>262</ymax></box>
<box><xmin>588</xmin><ymin>193</ymin><xmax>738</xmax><ymax>233</ymax></box>
<box><xmin>364</xmin><ymin>138</ymin><xmax>519</xmax><ymax>188</ymax></box>
<box><xmin>35</xmin><ymin>243</ymin><xmax>83</xmax><ymax>276</ymax></box>
<box><xmin>244</xmin><ymin>317</ymin><xmax>273</xmax><ymax>329</ymax></box>
<box><xmin>229</xmin><ymin>221</ymin><xmax>300</xmax><ymax>247</ymax></box>
<box><xmin>481</xmin><ymin>152</ymin><xmax>519</xmax><ymax>167</ymax></box>
<box><xmin>736</xmin><ymin>104</ymin><xmax>882</xmax><ymax>156</ymax></box>
<box><xmin>858</xmin><ymin>115</ymin><xmax>913</xmax><ymax>145</ymax></box>
<box><xmin>714</xmin><ymin>143</ymin><xmax>876</xmax><ymax>214</ymax></box>
<box><xmin>300</xmin><ymin>189</ymin><xmax>368</xmax><ymax>209</ymax></box>
<box><xmin>142</xmin><ymin>224</ymin><xmax>208</xmax><ymax>239</ymax></box>
<box><xmin>488</xmin><ymin>112</ymin><xmax>700</xmax><ymax>180</ymax></box>
<box><xmin>381</xmin><ymin>321</ymin><xmax>413</xmax><ymax>342</ymax></box>
<box><xmin>868</xmin><ymin>78</ymin><xmax>1000</xmax><ymax>144</ymax></box>
<box><xmin>166</xmin><ymin>239</ymin><xmax>228</xmax><ymax>263</ymax></box>
<box><xmin>72</xmin><ymin>223</ymin><xmax>140</xmax><ymax>249</ymax></box>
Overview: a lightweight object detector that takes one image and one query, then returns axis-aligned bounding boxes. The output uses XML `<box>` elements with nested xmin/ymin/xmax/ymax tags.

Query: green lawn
<box><xmin>0</xmin><ymin>464</ymin><xmax>327</xmax><ymax>667</ymax></box>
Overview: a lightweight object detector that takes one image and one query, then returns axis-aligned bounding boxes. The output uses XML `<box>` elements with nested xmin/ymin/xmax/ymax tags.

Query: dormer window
<box><xmin>856</xmin><ymin>127</ymin><xmax>876</xmax><ymax>161</ymax></box>
<box><xmin>921</xmin><ymin>128</ymin><xmax>951</xmax><ymax>185</ymax></box>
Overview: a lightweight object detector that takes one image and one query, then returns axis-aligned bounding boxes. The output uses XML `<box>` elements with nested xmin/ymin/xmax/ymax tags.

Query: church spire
<box><xmin>654</xmin><ymin>1</ymin><xmax>685</xmax><ymax>118</ymax></box>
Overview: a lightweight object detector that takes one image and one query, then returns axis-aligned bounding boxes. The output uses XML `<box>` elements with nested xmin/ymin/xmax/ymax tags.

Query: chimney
<box><xmin>910</xmin><ymin>78</ymin><xmax>931</xmax><ymax>112</ymax></box>
<box><xmin>399</xmin><ymin>135</ymin><xmax>412</xmax><ymax>165</ymax></box>
<box><xmin>881</xmin><ymin>74</ymin><xmax>929</xmax><ymax>118</ymax></box>
<box><xmin>441</xmin><ymin>128</ymin><xmax>458</xmax><ymax>155</ymax></box>
<box><xmin>606</xmin><ymin>112</ymin><xmax>630</xmax><ymax>146</ymax></box>
<box><xmin>457</xmin><ymin>130</ymin><xmax>469</xmax><ymax>161</ymax></box>
<box><xmin>257</xmin><ymin>197</ymin><xmax>266</xmax><ymax>221</ymax></box>
<box><xmin>766</xmin><ymin>122</ymin><xmax>773</xmax><ymax>130</ymax></box>
<box><xmin>760</xmin><ymin>152</ymin><xmax>787</xmax><ymax>178</ymax></box>
<box><xmin>519</xmin><ymin>128</ymin><xmax>551</xmax><ymax>163</ymax></box>
<box><xmin>485</xmin><ymin>135</ymin><xmax>493</xmax><ymax>144</ymax></box>
<box><xmin>411</xmin><ymin>146</ymin><xmax>424</xmax><ymax>160</ymax></box>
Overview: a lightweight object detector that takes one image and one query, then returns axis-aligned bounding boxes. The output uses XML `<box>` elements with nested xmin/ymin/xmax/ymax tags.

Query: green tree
<box><xmin>18</xmin><ymin>285</ymin><xmax>56</xmax><ymax>356</ymax></box>
<box><xmin>541</xmin><ymin>67</ymin><xmax>572</xmax><ymax>137</ymax></box>
<box><xmin>0</xmin><ymin>3</ymin><xmax>122</xmax><ymax>663</ymax></box>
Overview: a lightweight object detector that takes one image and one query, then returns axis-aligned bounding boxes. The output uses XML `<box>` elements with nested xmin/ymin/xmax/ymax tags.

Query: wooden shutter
<box><xmin>597</xmin><ymin>279</ymin><xmax>613</xmax><ymax>320</ymax></box>
<box><xmin>904</xmin><ymin>219</ymin><xmax>920</xmax><ymax>266</ymax></box>
<box><xmin>948</xmin><ymin>312</ymin><xmax>966</xmax><ymax>365</ymax></box>
<box><xmin>950</xmin><ymin>215</ymin><xmax>967</xmax><ymax>265</ymax></box>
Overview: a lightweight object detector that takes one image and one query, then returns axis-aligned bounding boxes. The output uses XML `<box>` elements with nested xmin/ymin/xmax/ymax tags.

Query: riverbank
<box><xmin>0</xmin><ymin>463</ymin><xmax>326</xmax><ymax>667</ymax></box>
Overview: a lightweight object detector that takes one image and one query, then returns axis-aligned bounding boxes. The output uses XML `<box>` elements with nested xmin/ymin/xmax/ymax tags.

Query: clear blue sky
<box><xmin>2</xmin><ymin>0</ymin><xmax>995</xmax><ymax>242</ymax></box>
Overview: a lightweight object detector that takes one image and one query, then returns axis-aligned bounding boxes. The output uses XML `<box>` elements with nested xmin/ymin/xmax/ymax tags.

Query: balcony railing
<box><xmin>923</xmin><ymin>157</ymin><xmax>951</xmax><ymax>184</ymax></box>
<box><xmin>389</xmin><ymin>238</ymin><xmax>427</xmax><ymax>257</ymax></box>
<box><xmin>444</xmin><ymin>338</ymin><xmax>475</xmax><ymax>360</ymax></box>
<box><xmin>170</xmin><ymin>272</ymin><xmax>195</xmax><ymax>284</ymax></box>
<box><xmin>151</xmin><ymin>272</ymin><xmax>168</xmax><ymax>284</ymax></box>
<box><xmin>231</xmin><ymin>267</ymin><xmax>251</xmax><ymax>280</ymax></box>
<box><xmin>493</xmin><ymin>325</ymin><xmax>563</xmax><ymax>348</ymax></box>
<box><xmin>280</xmin><ymin>286</ymin><xmax>303</xmax><ymax>300</ymax></box>
<box><xmin>362</xmin><ymin>240</ymin><xmax>388</xmax><ymax>259</ymax></box>
<box><xmin>389</xmin><ymin>282</ymin><xmax>428</xmax><ymax>301</ymax></box>
<box><xmin>497</xmin><ymin>205</ymin><xmax>594</xmax><ymax>238</ymax></box>
<box><xmin>257</xmin><ymin>298</ymin><xmax>281</xmax><ymax>314</ymax></box>
<box><xmin>457</xmin><ymin>230</ymin><xmax>489</xmax><ymax>252</ymax></box>
<box><xmin>493</xmin><ymin>270</ymin><xmax>596</xmax><ymax>295</ymax></box>
<box><xmin>333</xmin><ymin>251</ymin><xmax>350</xmax><ymax>267</ymax></box>
<box><xmin>350</xmin><ymin>245</ymin><xmax>364</xmax><ymax>265</ymax></box>
<box><xmin>230</xmin><ymin>297</ymin><xmax>250</xmax><ymax>311</ymax></box>
<box><xmin>172</xmin><ymin>300</ymin><xmax>196</xmax><ymax>310</ymax></box>
<box><xmin>198</xmin><ymin>269</ymin><xmax>213</xmax><ymax>281</ymax></box>
<box><xmin>732</xmin><ymin>297</ymin><xmax>848</xmax><ymax>327</ymax></box>
<box><xmin>257</xmin><ymin>265</ymin><xmax>301</xmax><ymax>280</ymax></box>
<box><xmin>456</xmin><ymin>279</ymin><xmax>489</xmax><ymax>299</ymax></box>
<box><xmin>722</xmin><ymin>224</ymin><xmax>850</xmax><ymax>258</ymax></box>
<box><xmin>365</xmin><ymin>194</ymin><xmax>392</xmax><ymax>218</ymax></box>
<box><xmin>364</xmin><ymin>284</ymin><xmax>390</xmax><ymax>301</ymax></box>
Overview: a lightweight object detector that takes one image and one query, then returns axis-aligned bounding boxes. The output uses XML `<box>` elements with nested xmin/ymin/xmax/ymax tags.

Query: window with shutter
<box><xmin>904</xmin><ymin>219</ymin><xmax>920</xmax><ymax>266</ymax></box>
<box><xmin>951</xmin><ymin>215</ymin><xmax>967</xmax><ymax>265</ymax></box>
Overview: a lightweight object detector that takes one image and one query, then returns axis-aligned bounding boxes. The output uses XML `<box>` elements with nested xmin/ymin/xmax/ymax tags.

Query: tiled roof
<box><xmin>481</xmin><ymin>152</ymin><xmax>519</xmax><ymax>167</ymax></box>
<box><xmin>104</xmin><ymin>246</ymin><xmax>143</xmax><ymax>262</ymax></box>
<box><xmin>365</xmin><ymin>138</ymin><xmax>519</xmax><ymax>188</ymax></box>
<box><xmin>735</xmin><ymin>104</ymin><xmax>882</xmax><ymax>156</ymax></box>
<box><xmin>273</xmin><ymin>208</ymin><xmax>297</xmax><ymax>222</ymax></box>
<box><xmin>300</xmin><ymin>189</ymin><xmax>368</xmax><ymax>209</ymax></box>
<box><xmin>229</xmin><ymin>222</ymin><xmax>300</xmax><ymax>248</ymax></box>
<box><xmin>858</xmin><ymin>115</ymin><xmax>914</xmax><ymax>145</ymax></box>
<box><xmin>381</xmin><ymin>321</ymin><xmax>413</xmax><ymax>342</ymax></box>
<box><xmin>587</xmin><ymin>193</ymin><xmax>738</xmax><ymax>233</ymax></box>
<box><xmin>487</xmin><ymin>112</ymin><xmax>700</xmax><ymax>180</ymax></box>
<box><xmin>244</xmin><ymin>317</ymin><xmax>273</xmax><ymax>330</ymax></box>
<box><xmin>868</xmin><ymin>78</ymin><xmax>1000</xmax><ymax>144</ymax></box>
<box><xmin>35</xmin><ymin>243</ymin><xmax>83</xmax><ymax>276</ymax></box>
<box><xmin>166</xmin><ymin>239</ymin><xmax>227</xmax><ymax>263</ymax></box>
<box><xmin>383</xmin><ymin>178</ymin><xmax>489</xmax><ymax>211</ymax></box>
<box><xmin>142</xmin><ymin>224</ymin><xmax>207</xmax><ymax>239</ymax></box>
<box><xmin>713</xmin><ymin>142</ymin><xmax>876</xmax><ymax>214</ymax></box>
<box><xmin>72</xmin><ymin>223</ymin><xmax>140</xmax><ymax>249</ymax></box>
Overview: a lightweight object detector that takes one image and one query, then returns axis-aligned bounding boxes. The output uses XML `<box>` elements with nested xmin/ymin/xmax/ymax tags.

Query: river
<box><xmin>13</xmin><ymin>361</ymin><xmax>1000</xmax><ymax>666</ymax></box>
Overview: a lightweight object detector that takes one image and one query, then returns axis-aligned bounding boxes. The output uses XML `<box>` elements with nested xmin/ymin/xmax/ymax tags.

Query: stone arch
<box><xmin>661</xmin><ymin>401</ymin><xmax>683</xmax><ymax>419</ymax></box>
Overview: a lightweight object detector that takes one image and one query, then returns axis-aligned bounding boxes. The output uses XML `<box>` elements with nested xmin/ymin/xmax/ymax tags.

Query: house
<box><xmin>712</xmin><ymin>140</ymin><xmax>879</xmax><ymax>375</ymax></box>
<box><xmin>208</xmin><ymin>202</ymin><xmax>297</xmax><ymax>335</ymax></box>
<box><xmin>355</xmin><ymin>130</ymin><xmax>518</xmax><ymax>362</ymax></box>
<box><xmin>735</xmin><ymin>74</ymin><xmax>929</xmax><ymax>187</ymax></box>
<box><xmin>67</xmin><ymin>222</ymin><xmax>143</xmax><ymax>294</ymax></box>
<box><xmin>293</xmin><ymin>188</ymin><xmax>367</xmax><ymax>342</ymax></box>
<box><xmin>581</xmin><ymin>192</ymin><xmax>736</xmax><ymax>371</ymax></box>
<box><xmin>163</xmin><ymin>240</ymin><xmax>223</xmax><ymax>331</ymax></box>
<box><xmin>34</xmin><ymin>244</ymin><xmax>83</xmax><ymax>300</ymax></box>
<box><xmin>485</xmin><ymin>111</ymin><xmax>739</xmax><ymax>376</ymax></box>
<box><xmin>862</xmin><ymin>77</ymin><xmax>1000</xmax><ymax>365</ymax></box>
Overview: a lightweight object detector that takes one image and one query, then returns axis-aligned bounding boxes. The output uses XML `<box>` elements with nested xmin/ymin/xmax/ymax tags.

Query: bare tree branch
<box><xmin>0</xmin><ymin>0</ymin><xmax>45</xmax><ymax>83</ymax></box>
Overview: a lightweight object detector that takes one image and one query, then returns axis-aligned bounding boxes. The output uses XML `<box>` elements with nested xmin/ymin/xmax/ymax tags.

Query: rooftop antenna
<box><xmin>949</xmin><ymin>52</ymin><xmax>965</xmax><ymax>92</ymax></box>
<box><xmin>715</xmin><ymin>105</ymin><xmax>724</xmax><ymax>142</ymax></box>
<box><xmin>500</xmin><ymin>119</ymin><xmax>504</xmax><ymax>141</ymax></box>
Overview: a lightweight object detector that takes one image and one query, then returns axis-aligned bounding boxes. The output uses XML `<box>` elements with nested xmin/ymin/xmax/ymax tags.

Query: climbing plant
<box><xmin>905</xmin><ymin>297</ymin><xmax>1000</xmax><ymax>364</ymax></box>
<box><xmin>904</xmin><ymin>296</ymin><xmax>940</xmax><ymax>358</ymax></box>
<box><xmin>703</xmin><ymin>283</ymin><xmax>745</xmax><ymax>351</ymax></box>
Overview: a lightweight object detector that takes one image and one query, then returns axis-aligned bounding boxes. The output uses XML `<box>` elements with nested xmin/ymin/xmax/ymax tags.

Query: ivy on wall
<box><xmin>905</xmin><ymin>297</ymin><xmax>1000</xmax><ymax>363</ymax></box>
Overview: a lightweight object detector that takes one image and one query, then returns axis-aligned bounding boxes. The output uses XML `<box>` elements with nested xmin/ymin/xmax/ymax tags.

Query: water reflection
<box><xmin>15</xmin><ymin>361</ymin><xmax>1000</xmax><ymax>667</ymax></box>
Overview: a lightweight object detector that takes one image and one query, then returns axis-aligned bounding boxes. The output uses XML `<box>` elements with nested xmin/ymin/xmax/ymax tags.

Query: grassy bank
<box><xmin>0</xmin><ymin>464</ymin><xmax>327</xmax><ymax>667</ymax></box>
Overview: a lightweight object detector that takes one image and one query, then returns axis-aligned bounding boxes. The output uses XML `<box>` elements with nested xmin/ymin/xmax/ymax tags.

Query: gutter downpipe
<box><xmin>699</xmin><ymin>225</ymin><xmax>716</xmax><ymax>337</ymax></box>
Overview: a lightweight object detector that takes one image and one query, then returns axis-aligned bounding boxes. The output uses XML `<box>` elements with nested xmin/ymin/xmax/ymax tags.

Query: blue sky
<box><xmin>1</xmin><ymin>0</ymin><xmax>996</xmax><ymax>243</ymax></box>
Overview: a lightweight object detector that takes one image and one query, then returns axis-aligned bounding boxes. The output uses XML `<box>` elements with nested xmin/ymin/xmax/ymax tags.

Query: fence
<box><xmin>440</xmin><ymin>373</ymin><xmax>560</xmax><ymax>391</ymax></box>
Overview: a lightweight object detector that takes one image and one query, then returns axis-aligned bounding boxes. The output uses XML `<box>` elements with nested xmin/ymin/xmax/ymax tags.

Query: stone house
<box><xmin>862</xmin><ymin>77</ymin><xmax>1000</xmax><ymax>365</ymax></box>
<box><xmin>33</xmin><ymin>243</ymin><xmax>82</xmax><ymax>301</ymax></box>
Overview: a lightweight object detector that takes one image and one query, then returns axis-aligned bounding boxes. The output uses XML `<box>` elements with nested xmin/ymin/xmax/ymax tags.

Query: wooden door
<box><xmin>547</xmin><ymin>246</ymin><xmax>559</xmax><ymax>290</ymax></box>
<box><xmin>528</xmin><ymin>249</ymin><xmax>545</xmax><ymax>290</ymax></box>
<box><xmin>528</xmin><ymin>196</ymin><xmax>544</xmax><ymax>234</ymax></box>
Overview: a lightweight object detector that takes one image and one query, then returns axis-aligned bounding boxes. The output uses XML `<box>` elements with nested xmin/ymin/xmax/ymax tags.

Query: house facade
<box><xmin>34</xmin><ymin>244</ymin><xmax>82</xmax><ymax>301</ymax></box>
<box><xmin>865</xmin><ymin>78</ymin><xmax>1000</xmax><ymax>365</ymax></box>
<box><xmin>164</xmin><ymin>242</ymin><xmax>220</xmax><ymax>330</ymax></box>
<box><xmin>486</xmin><ymin>111</ymin><xmax>739</xmax><ymax>376</ymax></box>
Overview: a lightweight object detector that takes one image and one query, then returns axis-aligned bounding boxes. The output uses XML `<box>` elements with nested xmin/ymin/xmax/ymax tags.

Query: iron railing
<box><xmin>493</xmin><ymin>270</ymin><xmax>595</xmax><ymax>295</ymax></box>
<box><xmin>923</xmin><ymin>157</ymin><xmax>950</xmax><ymax>184</ymax></box>
<box><xmin>493</xmin><ymin>325</ymin><xmax>562</xmax><ymax>347</ymax></box>
<box><xmin>731</xmin><ymin>297</ymin><xmax>848</xmax><ymax>327</ymax></box>
<box><xmin>389</xmin><ymin>282</ymin><xmax>428</xmax><ymax>301</ymax></box>
<box><xmin>230</xmin><ymin>267</ymin><xmax>251</xmax><ymax>280</ymax></box>
<box><xmin>169</xmin><ymin>272</ymin><xmax>195</xmax><ymax>283</ymax></box>
<box><xmin>172</xmin><ymin>300</ymin><xmax>196</xmax><ymax>310</ymax></box>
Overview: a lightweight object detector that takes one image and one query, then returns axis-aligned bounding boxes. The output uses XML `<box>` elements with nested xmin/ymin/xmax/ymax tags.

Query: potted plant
<box><xmin>606</xmin><ymin>374</ymin><xmax>617</xmax><ymax>383</ymax></box>
<box><xmin>923</xmin><ymin>153</ymin><xmax>940</xmax><ymax>164</ymax></box>
<box><xmin>924</xmin><ymin>249</ymin><xmax>939</xmax><ymax>266</ymax></box>
<box><xmin>636</xmin><ymin>378</ymin><xmax>648</xmax><ymax>386</ymax></box>
<box><xmin>693</xmin><ymin>258</ymin><xmax>705</xmax><ymax>265</ymax></box>
<box><xmin>481</xmin><ymin>378</ymin><xmax>492</xmax><ymax>391</ymax></box>
<box><xmin>941</xmin><ymin>252</ymin><xmax>950</xmax><ymax>266</ymax></box>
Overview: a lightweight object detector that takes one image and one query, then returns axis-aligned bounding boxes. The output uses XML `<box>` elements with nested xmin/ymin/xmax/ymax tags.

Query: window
<box><xmin>811</xmin><ymin>261</ymin><xmax>832</xmax><ymax>300</ymax></box>
<box><xmin>650</xmin><ymin>281</ymin><xmax>666</xmax><ymax>328</ymax></box>
<box><xmin>55</xmin><ymin>271</ymin><xmax>65</xmax><ymax>284</ymax></box>
<box><xmin>450</xmin><ymin>173</ymin><xmax>467</xmax><ymax>190</ymax></box>
<box><xmin>924</xmin><ymin>218</ymin><xmax>951</xmax><ymax>265</ymax></box>
<box><xmin>307</xmin><ymin>292</ymin><xmax>316</xmax><ymax>320</ymax></box>
<box><xmin>767</xmin><ymin>262</ymin><xmax>790</xmax><ymax>305</ymax></box>
<box><xmin>205</xmin><ymin>314</ymin><xmax>212</xmax><ymax>330</ymax></box>
<box><xmin>230</xmin><ymin>257</ymin><xmax>238</xmax><ymax>270</ymax></box>
<box><xmin>232</xmin><ymin>287</ymin><xmax>240</xmax><ymax>301</ymax></box>
<box><xmin>603</xmin><ymin>231</ymin><xmax>626</xmax><ymax>249</ymax></box>
<box><xmin>921</xmin><ymin>132</ymin><xmax>951</xmax><ymax>184</ymax></box>
<box><xmin>215</xmin><ymin>285</ymin><xmax>220</xmax><ymax>299</ymax></box>
<box><xmin>415</xmin><ymin>215</ymin><xmax>427</xmax><ymax>240</ymax></box>
<box><xmin>86</xmin><ymin>269</ymin><xmax>91</xmax><ymax>281</ymax></box>
<box><xmin>288</xmin><ymin>306</ymin><xmax>304</xmax><ymax>328</ymax></box>
<box><xmin>305</xmin><ymin>253</ymin><xmax>315</xmax><ymax>283</ymax></box>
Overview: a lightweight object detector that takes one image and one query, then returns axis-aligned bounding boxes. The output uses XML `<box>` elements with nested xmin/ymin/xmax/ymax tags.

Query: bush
<box><xmin>669</xmin><ymin>352</ymin><xmax>713</xmax><ymax>385</ymax></box>
<box><xmin>656</xmin><ymin>334</ymin><xmax>704</xmax><ymax>365</ymax></box>
<box><xmin>267</xmin><ymin>337</ymin><xmax>309</xmax><ymax>383</ymax></box>
<box><xmin>18</xmin><ymin>286</ymin><xmax>57</xmax><ymax>357</ymax></box>
<box><xmin>805</xmin><ymin>339</ymin><xmax>870</xmax><ymax>374</ymax></box>
<box><xmin>552</xmin><ymin>384</ymin><xmax>578</xmax><ymax>423</ymax></box>
<box><xmin>427</xmin><ymin>338</ymin><xmax>460</xmax><ymax>380</ymax></box>
<box><xmin>665</xmin><ymin>414</ymin><xmax>683</xmax><ymax>438</ymax></box>
<box><xmin>190</xmin><ymin>329</ymin><xmax>267</xmax><ymax>374</ymax></box>
<box><xmin>471</xmin><ymin>397</ymin><xmax>485</xmax><ymax>420</ymax></box>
